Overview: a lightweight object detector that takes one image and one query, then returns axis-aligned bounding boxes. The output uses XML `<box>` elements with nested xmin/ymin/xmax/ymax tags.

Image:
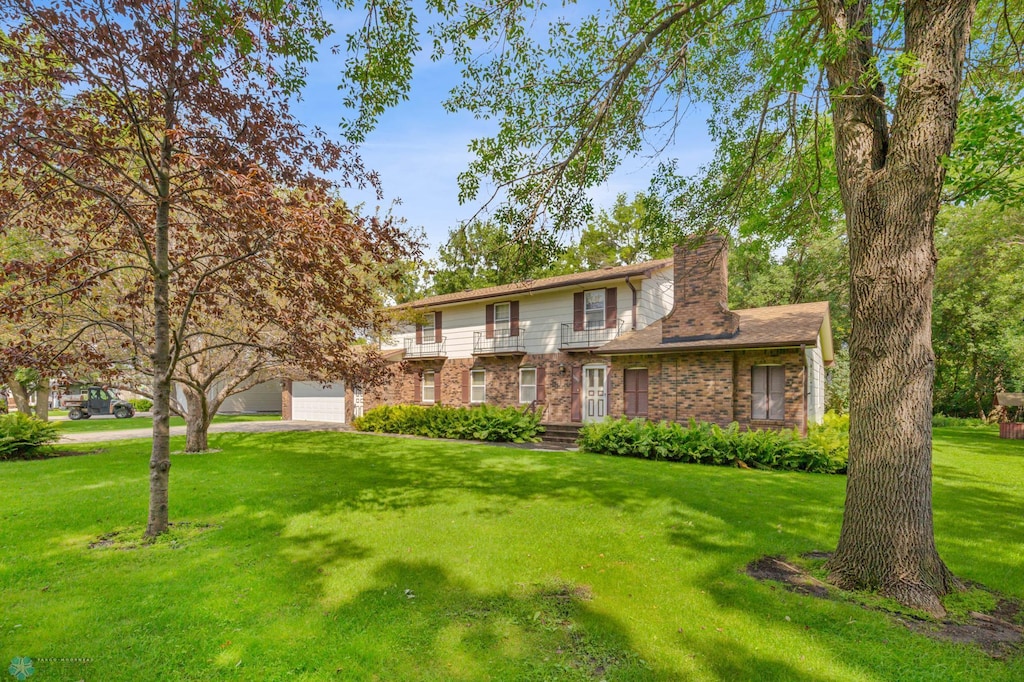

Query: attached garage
<box><xmin>290</xmin><ymin>381</ymin><xmax>346</xmax><ymax>423</ymax></box>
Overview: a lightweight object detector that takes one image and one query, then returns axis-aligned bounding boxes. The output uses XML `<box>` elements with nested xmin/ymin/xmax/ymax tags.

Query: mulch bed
<box><xmin>745</xmin><ymin>554</ymin><xmax>1023</xmax><ymax>659</ymax></box>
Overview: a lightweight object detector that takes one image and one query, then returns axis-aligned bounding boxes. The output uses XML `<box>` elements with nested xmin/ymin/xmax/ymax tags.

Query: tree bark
<box><xmin>183</xmin><ymin>387</ymin><xmax>212</xmax><ymax>453</ymax></box>
<box><xmin>5</xmin><ymin>375</ymin><xmax>30</xmax><ymax>413</ymax></box>
<box><xmin>146</xmin><ymin>131</ymin><xmax>174</xmax><ymax>538</ymax></box>
<box><xmin>34</xmin><ymin>383</ymin><xmax>49</xmax><ymax>421</ymax></box>
<box><xmin>822</xmin><ymin>0</ymin><xmax>977</xmax><ymax>614</ymax></box>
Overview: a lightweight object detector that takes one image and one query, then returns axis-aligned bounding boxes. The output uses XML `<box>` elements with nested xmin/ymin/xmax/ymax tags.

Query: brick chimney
<box><xmin>661</xmin><ymin>233</ymin><xmax>740</xmax><ymax>342</ymax></box>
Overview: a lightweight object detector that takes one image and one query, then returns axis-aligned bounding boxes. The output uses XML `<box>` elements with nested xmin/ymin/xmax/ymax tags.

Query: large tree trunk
<box><xmin>183</xmin><ymin>387</ymin><xmax>213</xmax><ymax>453</ymax></box>
<box><xmin>146</xmin><ymin>137</ymin><xmax>173</xmax><ymax>538</ymax></box>
<box><xmin>820</xmin><ymin>0</ymin><xmax>976</xmax><ymax>614</ymax></box>
<box><xmin>5</xmin><ymin>374</ymin><xmax>30</xmax><ymax>413</ymax></box>
<box><xmin>34</xmin><ymin>382</ymin><xmax>49</xmax><ymax>421</ymax></box>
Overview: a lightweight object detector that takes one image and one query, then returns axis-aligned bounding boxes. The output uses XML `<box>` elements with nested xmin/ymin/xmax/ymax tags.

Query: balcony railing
<box><xmin>404</xmin><ymin>336</ymin><xmax>447</xmax><ymax>359</ymax></box>
<box><xmin>473</xmin><ymin>329</ymin><xmax>526</xmax><ymax>355</ymax></box>
<box><xmin>560</xmin><ymin>319</ymin><xmax>624</xmax><ymax>350</ymax></box>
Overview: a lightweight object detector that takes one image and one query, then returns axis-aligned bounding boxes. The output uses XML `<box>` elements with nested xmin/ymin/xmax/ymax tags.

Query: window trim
<box><xmin>470</xmin><ymin>369</ymin><xmax>486</xmax><ymax>404</ymax></box>
<box><xmin>493</xmin><ymin>302</ymin><xmax>511</xmax><ymax>335</ymax></box>
<box><xmin>420</xmin><ymin>312</ymin><xmax>436</xmax><ymax>345</ymax></box>
<box><xmin>519</xmin><ymin>367</ymin><xmax>537</xmax><ymax>404</ymax></box>
<box><xmin>583</xmin><ymin>289</ymin><xmax>606</xmax><ymax>330</ymax></box>
<box><xmin>751</xmin><ymin>364</ymin><xmax>785</xmax><ymax>421</ymax></box>
<box><xmin>422</xmin><ymin>370</ymin><xmax>436</xmax><ymax>404</ymax></box>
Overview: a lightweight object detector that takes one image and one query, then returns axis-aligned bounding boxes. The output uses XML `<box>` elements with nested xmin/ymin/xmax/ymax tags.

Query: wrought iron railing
<box><xmin>559</xmin><ymin>319</ymin><xmax>624</xmax><ymax>349</ymax></box>
<box><xmin>473</xmin><ymin>329</ymin><xmax>526</xmax><ymax>355</ymax></box>
<box><xmin>404</xmin><ymin>336</ymin><xmax>447</xmax><ymax>358</ymax></box>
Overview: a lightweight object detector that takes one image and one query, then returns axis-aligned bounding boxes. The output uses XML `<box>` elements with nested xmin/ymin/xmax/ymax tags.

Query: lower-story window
<box><xmin>471</xmin><ymin>369</ymin><xmax>486</xmax><ymax>403</ymax></box>
<box><xmin>422</xmin><ymin>371</ymin><xmax>435</xmax><ymax>404</ymax></box>
<box><xmin>519</xmin><ymin>367</ymin><xmax>537</xmax><ymax>403</ymax></box>
<box><xmin>751</xmin><ymin>365</ymin><xmax>785</xmax><ymax>420</ymax></box>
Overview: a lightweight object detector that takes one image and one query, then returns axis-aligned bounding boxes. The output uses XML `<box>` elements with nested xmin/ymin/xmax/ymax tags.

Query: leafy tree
<box><xmin>558</xmin><ymin>193</ymin><xmax>673</xmax><ymax>270</ymax></box>
<box><xmin>431</xmin><ymin>220</ymin><xmax>564</xmax><ymax>295</ymax></box>
<box><xmin>427</xmin><ymin>0</ymin><xmax>1024</xmax><ymax>612</ymax></box>
<box><xmin>0</xmin><ymin>0</ymin><xmax>413</xmax><ymax>535</ymax></box>
<box><xmin>932</xmin><ymin>203</ymin><xmax>1024</xmax><ymax>418</ymax></box>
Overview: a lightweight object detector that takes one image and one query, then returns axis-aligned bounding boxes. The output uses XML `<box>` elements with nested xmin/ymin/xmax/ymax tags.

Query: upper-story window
<box><xmin>494</xmin><ymin>302</ymin><xmax>511</xmax><ymax>336</ymax></box>
<box><xmin>421</xmin><ymin>312</ymin><xmax>436</xmax><ymax>344</ymax></box>
<box><xmin>584</xmin><ymin>290</ymin><xmax>606</xmax><ymax>330</ymax></box>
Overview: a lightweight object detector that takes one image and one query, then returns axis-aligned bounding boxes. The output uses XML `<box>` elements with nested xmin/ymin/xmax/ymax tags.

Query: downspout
<box><xmin>625</xmin><ymin>276</ymin><xmax>638</xmax><ymax>330</ymax></box>
<box><xmin>801</xmin><ymin>343</ymin><xmax>808</xmax><ymax>437</ymax></box>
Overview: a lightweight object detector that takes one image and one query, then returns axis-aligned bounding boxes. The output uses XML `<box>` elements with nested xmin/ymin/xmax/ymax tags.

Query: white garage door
<box><xmin>292</xmin><ymin>381</ymin><xmax>346</xmax><ymax>423</ymax></box>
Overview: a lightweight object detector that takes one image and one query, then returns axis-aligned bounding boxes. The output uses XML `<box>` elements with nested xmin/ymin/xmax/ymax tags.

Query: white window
<box><xmin>471</xmin><ymin>369</ymin><xmax>486</xmax><ymax>403</ymax></box>
<box><xmin>421</xmin><ymin>312</ymin><xmax>436</xmax><ymax>344</ymax></box>
<box><xmin>422</xmin><ymin>371</ymin><xmax>435</xmax><ymax>403</ymax></box>
<box><xmin>494</xmin><ymin>302</ymin><xmax>511</xmax><ymax>336</ymax></box>
<box><xmin>520</xmin><ymin>368</ymin><xmax>537</xmax><ymax>403</ymax></box>
<box><xmin>584</xmin><ymin>290</ymin><xmax>605</xmax><ymax>330</ymax></box>
<box><xmin>751</xmin><ymin>365</ymin><xmax>785</xmax><ymax>421</ymax></box>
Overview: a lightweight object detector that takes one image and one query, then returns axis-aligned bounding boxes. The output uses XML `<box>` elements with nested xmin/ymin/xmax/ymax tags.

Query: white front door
<box><xmin>583</xmin><ymin>365</ymin><xmax>607</xmax><ymax>423</ymax></box>
<box><xmin>353</xmin><ymin>387</ymin><xmax>364</xmax><ymax>419</ymax></box>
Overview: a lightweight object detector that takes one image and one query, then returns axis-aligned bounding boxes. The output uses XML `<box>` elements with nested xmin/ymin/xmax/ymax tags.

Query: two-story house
<box><xmin>282</xmin><ymin>234</ymin><xmax>834</xmax><ymax>434</ymax></box>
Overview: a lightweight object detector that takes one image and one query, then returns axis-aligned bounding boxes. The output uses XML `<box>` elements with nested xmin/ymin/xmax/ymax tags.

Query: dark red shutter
<box><xmin>485</xmin><ymin>304</ymin><xmax>495</xmax><ymax>339</ymax></box>
<box><xmin>434</xmin><ymin>311</ymin><xmax>442</xmax><ymax>343</ymax></box>
<box><xmin>605</xmin><ymin>287</ymin><xmax>617</xmax><ymax>329</ymax></box>
<box><xmin>415</xmin><ymin>323</ymin><xmax>423</xmax><ymax>345</ymax></box>
<box><xmin>509</xmin><ymin>301</ymin><xmax>520</xmax><ymax>337</ymax></box>
<box><xmin>461</xmin><ymin>370</ymin><xmax>470</xmax><ymax>404</ymax></box>
<box><xmin>536</xmin><ymin>366</ymin><xmax>546</xmax><ymax>403</ymax></box>
<box><xmin>637</xmin><ymin>369</ymin><xmax>649</xmax><ymax>417</ymax></box>
<box><xmin>769</xmin><ymin>366</ymin><xmax>785</xmax><ymax>420</ymax></box>
<box><xmin>624</xmin><ymin>369</ymin><xmax>637</xmax><ymax>417</ymax></box>
<box><xmin>570</xmin><ymin>366</ymin><xmax>582</xmax><ymax>422</ymax></box>
<box><xmin>751</xmin><ymin>366</ymin><xmax>767</xmax><ymax>419</ymax></box>
<box><xmin>573</xmin><ymin>292</ymin><xmax>584</xmax><ymax>331</ymax></box>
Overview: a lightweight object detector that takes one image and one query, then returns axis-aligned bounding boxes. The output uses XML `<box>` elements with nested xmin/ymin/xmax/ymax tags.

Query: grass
<box><xmin>53</xmin><ymin>413</ymin><xmax>280</xmax><ymax>433</ymax></box>
<box><xmin>0</xmin><ymin>426</ymin><xmax>1021</xmax><ymax>680</ymax></box>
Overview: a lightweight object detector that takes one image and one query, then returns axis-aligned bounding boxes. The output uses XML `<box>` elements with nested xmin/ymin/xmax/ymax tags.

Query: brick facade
<box><xmin>362</xmin><ymin>346</ymin><xmax>809</xmax><ymax>433</ymax></box>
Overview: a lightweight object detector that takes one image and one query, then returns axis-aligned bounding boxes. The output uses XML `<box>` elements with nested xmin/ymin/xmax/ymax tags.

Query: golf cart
<box><xmin>64</xmin><ymin>386</ymin><xmax>136</xmax><ymax>420</ymax></box>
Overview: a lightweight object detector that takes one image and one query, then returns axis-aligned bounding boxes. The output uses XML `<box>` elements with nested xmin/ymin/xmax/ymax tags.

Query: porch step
<box><xmin>541</xmin><ymin>423</ymin><xmax>582</xmax><ymax>446</ymax></box>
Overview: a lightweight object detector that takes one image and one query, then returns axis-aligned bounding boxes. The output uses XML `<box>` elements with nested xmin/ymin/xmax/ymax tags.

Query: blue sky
<box><xmin>293</xmin><ymin>12</ymin><xmax>717</xmax><ymax>259</ymax></box>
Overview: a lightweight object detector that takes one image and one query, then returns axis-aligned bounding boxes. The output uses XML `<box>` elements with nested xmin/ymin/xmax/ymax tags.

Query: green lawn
<box><xmin>0</xmin><ymin>427</ymin><xmax>1021</xmax><ymax>680</ymax></box>
<box><xmin>54</xmin><ymin>413</ymin><xmax>280</xmax><ymax>433</ymax></box>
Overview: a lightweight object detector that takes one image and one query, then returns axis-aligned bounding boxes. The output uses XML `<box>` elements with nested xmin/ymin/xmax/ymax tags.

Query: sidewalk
<box><xmin>60</xmin><ymin>420</ymin><xmax>351</xmax><ymax>443</ymax></box>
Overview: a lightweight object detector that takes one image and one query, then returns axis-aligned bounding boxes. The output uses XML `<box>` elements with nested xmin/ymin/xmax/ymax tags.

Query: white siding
<box><xmin>384</xmin><ymin>268</ymin><xmax>674</xmax><ymax>359</ymax></box>
<box><xmin>636</xmin><ymin>267</ymin><xmax>674</xmax><ymax>327</ymax></box>
<box><xmin>291</xmin><ymin>381</ymin><xmax>346</xmax><ymax>422</ymax></box>
<box><xmin>806</xmin><ymin>342</ymin><xmax>826</xmax><ymax>424</ymax></box>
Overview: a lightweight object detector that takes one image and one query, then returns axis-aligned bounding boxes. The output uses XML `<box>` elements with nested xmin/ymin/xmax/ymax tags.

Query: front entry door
<box><xmin>353</xmin><ymin>387</ymin><xmax>364</xmax><ymax>419</ymax></box>
<box><xmin>583</xmin><ymin>366</ymin><xmax>606</xmax><ymax>423</ymax></box>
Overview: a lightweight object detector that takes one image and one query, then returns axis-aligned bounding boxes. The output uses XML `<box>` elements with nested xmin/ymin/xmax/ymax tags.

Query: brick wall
<box><xmin>359</xmin><ymin>347</ymin><xmax>807</xmax><ymax>432</ymax></box>
<box><xmin>732</xmin><ymin>348</ymin><xmax>806</xmax><ymax>433</ymax></box>
<box><xmin>607</xmin><ymin>348</ymin><xmax>806</xmax><ymax>432</ymax></box>
<box><xmin>662</xmin><ymin>234</ymin><xmax>740</xmax><ymax>342</ymax></box>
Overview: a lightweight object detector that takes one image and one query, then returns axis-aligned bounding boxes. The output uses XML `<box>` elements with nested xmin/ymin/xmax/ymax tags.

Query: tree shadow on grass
<box><xmin>215</xmin><ymin>558</ymin><xmax>667</xmax><ymax>680</ymax></box>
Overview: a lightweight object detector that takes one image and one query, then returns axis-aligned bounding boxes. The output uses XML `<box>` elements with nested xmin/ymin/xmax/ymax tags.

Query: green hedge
<box><xmin>353</xmin><ymin>404</ymin><xmax>545</xmax><ymax>443</ymax></box>
<box><xmin>0</xmin><ymin>412</ymin><xmax>60</xmax><ymax>460</ymax></box>
<box><xmin>578</xmin><ymin>412</ymin><xmax>849</xmax><ymax>474</ymax></box>
<box><xmin>128</xmin><ymin>398</ymin><xmax>153</xmax><ymax>412</ymax></box>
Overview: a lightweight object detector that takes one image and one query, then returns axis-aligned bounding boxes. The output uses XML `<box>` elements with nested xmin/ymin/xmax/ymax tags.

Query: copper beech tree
<box><xmin>0</xmin><ymin>0</ymin><xmax>415</xmax><ymax>536</ymax></box>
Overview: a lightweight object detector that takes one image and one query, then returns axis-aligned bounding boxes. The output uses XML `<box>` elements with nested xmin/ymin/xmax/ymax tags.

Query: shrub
<box><xmin>128</xmin><ymin>398</ymin><xmax>153</xmax><ymax>412</ymax></box>
<box><xmin>931</xmin><ymin>413</ymin><xmax>990</xmax><ymax>428</ymax></box>
<box><xmin>353</xmin><ymin>404</ymin><xmax>544</xmax><ymax>443</ymax></box>
<box><xmin>579</xmin><ymin>416</ymin><xmax>849</xmax><ymax>474</ymax></box>
<box><xmin>0</xmin><ymin>412</ymin><xmax>60</xmax><ymax>460</ymax></box>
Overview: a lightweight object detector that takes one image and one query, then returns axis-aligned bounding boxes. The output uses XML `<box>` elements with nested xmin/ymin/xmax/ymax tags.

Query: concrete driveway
<box><xmin>60</xmin><ymin>420</ymin><xmax>350</xmax><ymax>444</ymax></box>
